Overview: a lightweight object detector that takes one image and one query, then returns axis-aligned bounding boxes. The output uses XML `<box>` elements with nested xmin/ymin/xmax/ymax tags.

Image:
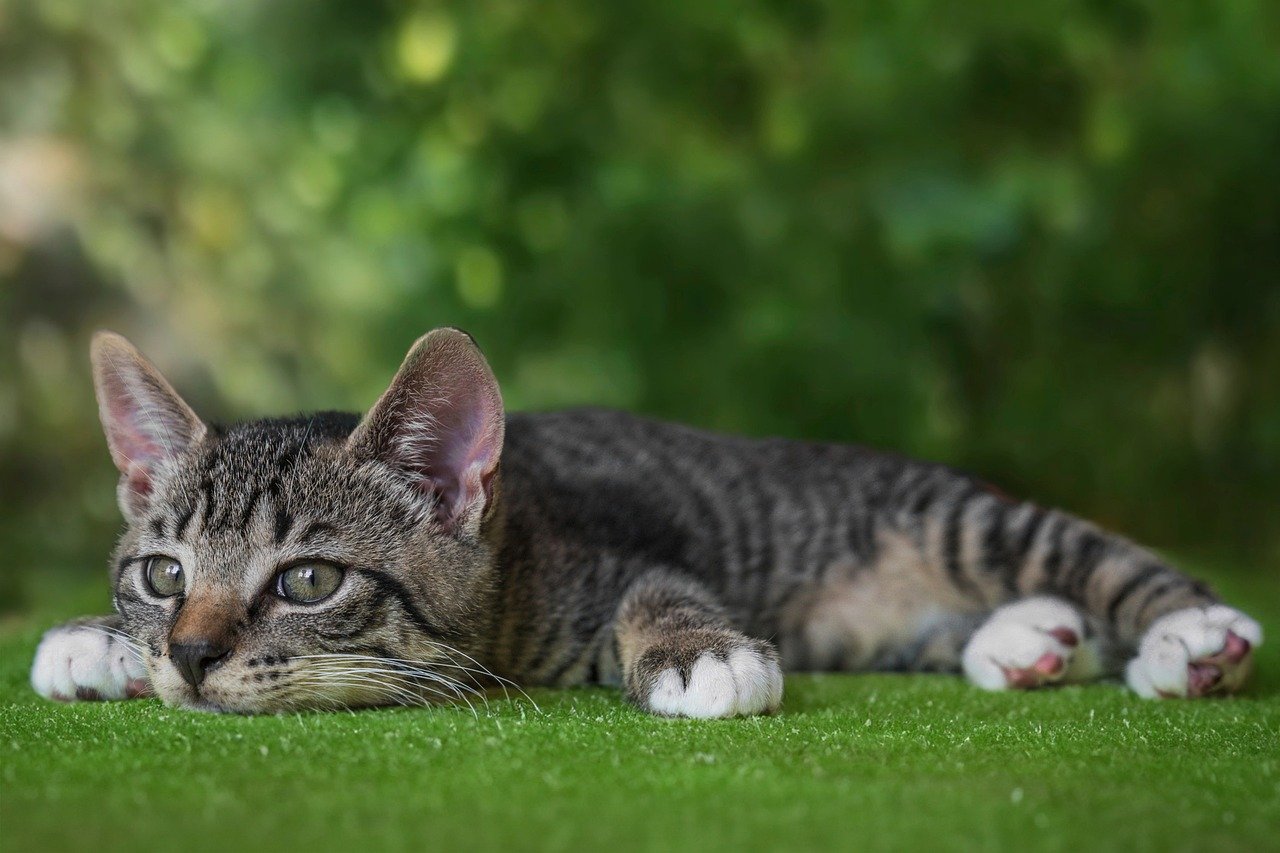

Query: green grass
<box><xmin>2</xmin><ymin>561</ymin><xmax>1276</xmax><ymax>853</ymax></box>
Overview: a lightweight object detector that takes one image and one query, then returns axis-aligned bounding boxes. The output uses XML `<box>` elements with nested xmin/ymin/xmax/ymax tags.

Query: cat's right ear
<box><xmin>347</xmin><ymin>328</ymin><xmax>505</xmax><ymax>536</ymax></box>
<box><xmin>91</xmin><ymin>332</ymin><xmax>206</xmax><ymax>522</ymax></box>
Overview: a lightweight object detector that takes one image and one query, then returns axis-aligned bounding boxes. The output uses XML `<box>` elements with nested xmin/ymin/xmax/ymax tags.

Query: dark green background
<box><xmin>2</xmin><ymin>0</ymin><xmax>1278</xmax><ymax>611</ymax></box>
<box><xmin>2</xmin><ymin>6</ymin><xmax>1279</xmax><ymax>852</ymax></box>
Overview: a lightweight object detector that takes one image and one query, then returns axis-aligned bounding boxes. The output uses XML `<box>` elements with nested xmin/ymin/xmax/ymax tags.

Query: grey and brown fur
<box><xmin>36</xmin><ymin>328</ymin><xmax>1252</xmax><ymax>713</ymax></box>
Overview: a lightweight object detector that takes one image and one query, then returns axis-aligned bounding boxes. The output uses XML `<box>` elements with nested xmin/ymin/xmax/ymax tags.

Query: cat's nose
<box><xmin>169</xmin><ymin>638</ymin><xmax>232</xmax><ymax>688</ymax></box>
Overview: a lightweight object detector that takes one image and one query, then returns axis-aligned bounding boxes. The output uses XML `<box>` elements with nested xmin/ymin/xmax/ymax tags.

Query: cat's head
<box><xmin>91</xmin><ymin>328</ymin><xmax>505</xmax><ymax>713</ymax></box>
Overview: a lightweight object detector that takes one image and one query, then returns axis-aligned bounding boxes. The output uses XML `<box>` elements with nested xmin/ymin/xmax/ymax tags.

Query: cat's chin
<box><xmin>153</xmin><ymin>683</ymin><xmax>247</xmax><ymax>714</ymax></box>
<box><xmin>155</xmin><ymin>687</ymin><xmax>239</xmax><ymax>713</ymax></box>
<box><xmin>163</xmin><ymin>688</ymin><xmax>358</xmax><ymax>714</ymax></box>
<box><xmin>182</xmin><ymin>698</ymin><xmax>235</xmax><ymax>714</ymax></box>
<box><xmin>170</xmin><ymin>695</ymin><xmax>284</xmax><ymax>714</ymax></box>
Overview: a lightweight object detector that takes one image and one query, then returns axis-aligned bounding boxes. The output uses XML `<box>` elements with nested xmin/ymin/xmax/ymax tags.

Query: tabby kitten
<box><xmin>31</xmin><ymin>329</ymin><xmax>1262</xmax><ymax>715</ymax></box>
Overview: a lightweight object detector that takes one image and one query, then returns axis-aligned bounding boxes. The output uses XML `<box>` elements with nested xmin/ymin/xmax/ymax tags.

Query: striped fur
<box><xmin>30</xmin><ymin>329</ymin><xmax>1258</xmax><ymax>713</ymax></box>
<box><xmin>489</xmin><ymin>409</ymin><xmax>1218</xmax><ymax>689</ymax></box>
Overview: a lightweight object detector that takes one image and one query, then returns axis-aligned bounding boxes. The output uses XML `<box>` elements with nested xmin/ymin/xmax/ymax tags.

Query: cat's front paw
<box><xmin>633</xmin><ymin>633</ymin><xmax>782</xmax><ymax>719</ymax></box>
<box><xmin>962</xmin><ymin>597</ymin><xmax>1102</xmax><ymax>691</ymax></box>
<box><xmin>1125</xmin><ymin>605</ymin><xmax>1262</xmax><ymax>699</ymax></box>
<box><xmin>30</xmin><ymin>620</ymin><xmax>151</xmax><ymax>702</ymax></box>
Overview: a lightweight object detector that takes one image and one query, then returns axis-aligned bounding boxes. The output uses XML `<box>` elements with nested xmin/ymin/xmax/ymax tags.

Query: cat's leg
<box><xmin>961</xmin><ymin>597</ymin><xmax>1109</xmax><ymax>690</ymax></box>
<box><xmin>893</xmin><ymin>475</ymin><xmax>1263</xmax><ymax>697</ymax></box>
<box><xmin>1014</xmin><ymin>516</ymin><xmax>1263</xmax><ymax>698</ymax></box>
<box><xmin>30</xmin><ymin>615</ymin><xmax>151</xmax><ymax>702</ymax></box>
<box><xmin>614</xmin><ymin>571</ymin><xmax>783</xmax><ymax>718</ymax></box>
<box><xmin>956</xmin><ymin>490</ymin><xmax>1261</xmax><ymax>697</ymax></box>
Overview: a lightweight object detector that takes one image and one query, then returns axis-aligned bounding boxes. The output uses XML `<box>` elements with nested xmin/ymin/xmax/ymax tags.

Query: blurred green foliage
<box><xmin>2</xmin><ymin>0</ymin><xmax>1278</xmax><ymax>605</ymax></box>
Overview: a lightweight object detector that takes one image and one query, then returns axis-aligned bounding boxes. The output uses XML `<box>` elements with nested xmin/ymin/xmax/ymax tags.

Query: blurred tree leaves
<box><xmin>1</xmin><ymin>0</ymin><xmax>1278</xmax><ymax>594</ymax></box>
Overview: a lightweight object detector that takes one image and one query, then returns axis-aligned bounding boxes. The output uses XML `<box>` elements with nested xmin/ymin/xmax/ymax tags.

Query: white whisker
<box><xmin>296</xmin><ymin>657</ymin><xmax>488</xmax><ymax>699</ymax></box>
<box><xmin>293</xmin><ymin>649</ymin><xmax>540</xmax><ymax>713</ymax></box>
<box><xmin>289</xmin><ymin>659</ymin><xmax>482</xmax><ymax>716</ymax></box>
<box><xmin>291</xmin><ymin>671</ymin><xmax>472</xmax><ymax>715</ymax></box>
<box><xmin>79</xmin><ymin>625</ymin><xmax>148</xmax><ymax>664</ymax></box>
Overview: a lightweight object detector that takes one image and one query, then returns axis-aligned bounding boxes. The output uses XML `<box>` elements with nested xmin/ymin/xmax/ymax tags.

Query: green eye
<box><xmin>144</xmin><ymin>556</ymin><xmax>185</xmax><ymax>597</ymax></box>
<box><xmin>276</xmin><ymin>563</ymin><xmax>344</xmax><ymax>604</ymax></box>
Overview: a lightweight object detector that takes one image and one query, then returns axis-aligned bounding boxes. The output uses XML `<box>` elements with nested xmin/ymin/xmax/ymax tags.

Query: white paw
<box><xmin>1126</xmin><ymin>605</ymin><xmax>1262</xmax><ymax>699</ymax></box>
<box><xmin>647</xmin><ymin>649</ymin><xmax>783</xmax><ymax>719</ymax></box>
<box><xmin>30</xmin><ymin>623</ymin><xmax>151</xmax><ymax>702</ymax></box>
<box><xmin>962</xmin><ymin>597</ymin><xmax>1099</xmax><ymax>691</ymax></box>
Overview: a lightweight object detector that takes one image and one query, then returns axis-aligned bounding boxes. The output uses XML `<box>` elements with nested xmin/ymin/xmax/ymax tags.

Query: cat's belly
<box><xmin>773</xmin><ymin>530</ymin><xmax>988</xmax><ymax>673</ymax></box>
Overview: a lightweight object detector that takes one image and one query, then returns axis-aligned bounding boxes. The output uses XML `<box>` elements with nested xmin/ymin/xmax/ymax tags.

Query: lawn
<box><xmin>1</xmin><ymin>559</ymin><xmax>1276</xmax><ymax>853</ymax></box>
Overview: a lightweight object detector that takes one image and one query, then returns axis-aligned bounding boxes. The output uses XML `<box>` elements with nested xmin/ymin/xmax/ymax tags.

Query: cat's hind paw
<box><xmin>30</xmin><ymin>620</ymin><xmax>151</xmax><ymax>702</ymax></box>
<box><xmin>962</xmin><ymin>597</ymin><xmax>1102</xmax><ymax>691</ymax></box>
<box><xmin>637</xmin><ymin>635</ymin><xmax>783</xmax><ymax>719</ymax></box>
<box><xmin>1125</xmin><ymin>605</ymin><xmax>1262</xmax><ymax>699</ymax></box>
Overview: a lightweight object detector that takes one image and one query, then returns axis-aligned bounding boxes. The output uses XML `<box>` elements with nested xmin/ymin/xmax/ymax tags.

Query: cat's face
<box><xmin>92</xmin><ymin>329</ymin><xmax>505</xmax><ymax>713</ymax></box>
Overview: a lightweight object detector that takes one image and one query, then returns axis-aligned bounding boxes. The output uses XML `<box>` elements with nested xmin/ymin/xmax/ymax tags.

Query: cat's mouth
<box><xmin>164</xmin><ymin>682</ymin><xmax>290</xmax><ymax>714</ymax></box>
<box><xmin>146</xmin><ymin>661</ymin><xmax>249</xmax><ymax>713</ymax></box>
<box><xmin>150</xmin><ymin>664</ymin><xmax>374</xmax><ymax>714</ymax></box>
<box><xmin>159</xmin><ymin>678</ymin><xmax>234</xmax><ymax>713</ymax></box>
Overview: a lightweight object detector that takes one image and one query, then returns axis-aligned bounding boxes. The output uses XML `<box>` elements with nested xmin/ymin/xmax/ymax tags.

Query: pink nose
<box><xmin>1222</xmin><ymin>630</ymin><xmax>1251</xmax><ymax>665</ymax></box>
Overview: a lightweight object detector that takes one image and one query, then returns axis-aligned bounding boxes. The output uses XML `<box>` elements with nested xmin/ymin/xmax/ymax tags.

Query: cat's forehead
<box><xmin>184</xmin><ymin>416</ymin><xmax>354</xmax><ymax>505</ymax></box>
<box><xmin>141</xmin><ymin>411</ymin><xmax>418</xmax><ymax>542</ymax></box>
<box><xmin>208</xmin><ymin>412</ymin><xmax>361</xmax><ymax>465</ymax></box>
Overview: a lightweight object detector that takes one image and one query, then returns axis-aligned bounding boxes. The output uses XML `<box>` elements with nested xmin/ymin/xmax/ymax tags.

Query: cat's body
<box><xmin>496</xmin><ymin>409</ymin><xmax>1157</xmax><ymax>684</ymax></box>
<box><xmin>31</xmin><ymin>330</ymin><xmax>1263</xmax><ymax>715</ymax></box>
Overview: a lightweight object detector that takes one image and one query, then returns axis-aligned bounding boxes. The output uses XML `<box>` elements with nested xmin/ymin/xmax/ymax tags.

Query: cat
<box><xmin>30</xmin><ymin>328</ymin><xmax>1263</xmax><ymax>715</ymax></box>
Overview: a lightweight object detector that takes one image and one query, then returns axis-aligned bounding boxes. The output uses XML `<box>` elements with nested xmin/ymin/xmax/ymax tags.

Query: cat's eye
<box><xmin>275</xmin><ymin>562</ymin><xmax>344</xmax><ymax>604</ymax></box>
<box><xmin>144</xmin><ymin>556</ymin><xmax>185</xmax><ymax>597</ymax></box>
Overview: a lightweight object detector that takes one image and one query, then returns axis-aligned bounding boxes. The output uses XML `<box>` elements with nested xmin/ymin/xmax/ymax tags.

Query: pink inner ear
<box><xmin>99</xmin><ymin>368</ymin><xmax>202</xmax><ymax>499</ymax></box>
<box><xmin>107</xmin><ymin>397</ymin><xmax>171</xmax><ymax>483</ymax></box>
<box><xmin>422</xmin><ymin>398</ymin><xmax>502</xmax><ymax>526</ymax></box>
<box><xmin>455</xmin><ymin>407</ymin><xmax>497</xmax><ymax>469</ymax></box>
<box><xmin>354</xmin><ymin>329</ymin><xmax>504</xmax><ymax>531</ymax></box>
<box><xmin>125</xmin><ymin>462</ymin><xmax>153</xmax><ymax>497</ymax></box>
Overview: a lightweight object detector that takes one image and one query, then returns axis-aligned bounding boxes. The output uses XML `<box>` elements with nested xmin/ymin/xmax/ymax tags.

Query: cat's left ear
<box><xmin>91</xmin><ymin>332</ymin><xmax>207</xmax><ymax>522</ymax></box>
<box><xmin>347</xmin><ymin>328</ymin><xmax>505</xmax><ymax>535</ymax></box>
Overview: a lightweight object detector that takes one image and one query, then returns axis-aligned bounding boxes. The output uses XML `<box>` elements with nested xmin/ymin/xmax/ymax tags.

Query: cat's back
<box><xmin>499</xmin><ymin>408</ymin><xmax>912</xmax><ymax>575</ymax></box>
<box><xmin>502</xmin><ymin>407</ymin><xmax>887</xmax><ymax>490</ymax></box>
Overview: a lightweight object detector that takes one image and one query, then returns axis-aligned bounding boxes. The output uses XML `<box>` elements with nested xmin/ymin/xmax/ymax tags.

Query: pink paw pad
<box><xmin>1034</xmin><ymin>652</ymin><xmax>1066</xmax><ymax>675</ymax></box>
<box><xmin>1176</xmin><ymin>630</ymin><xmax>1252</xmax><ymax>697</ymax></box>
<box><xmin>1220</xmin><ymin>631</ymin><xmax>1251</xmax><ymax>665</ymax></box>
<box><xmin>1001</xmin><ymin>653</ymin><xmax>1065</xmax><ymax>688</ymax></box>
<box><xmin>1186</xmin><ymin>663</ymin><xmax>1223</xmax><ymax>697</ymax></box>
<box><xmin>1046</xmin><ymin>627</ymin><xmax>1079</xmax><ymax>648</ymax></box>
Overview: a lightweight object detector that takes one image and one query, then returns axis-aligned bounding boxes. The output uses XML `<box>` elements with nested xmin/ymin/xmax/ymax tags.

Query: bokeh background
<box><xmin>2</xmin><ymin>0</ymin><xmax>1278</xmax><ymax>614</ymax></box>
